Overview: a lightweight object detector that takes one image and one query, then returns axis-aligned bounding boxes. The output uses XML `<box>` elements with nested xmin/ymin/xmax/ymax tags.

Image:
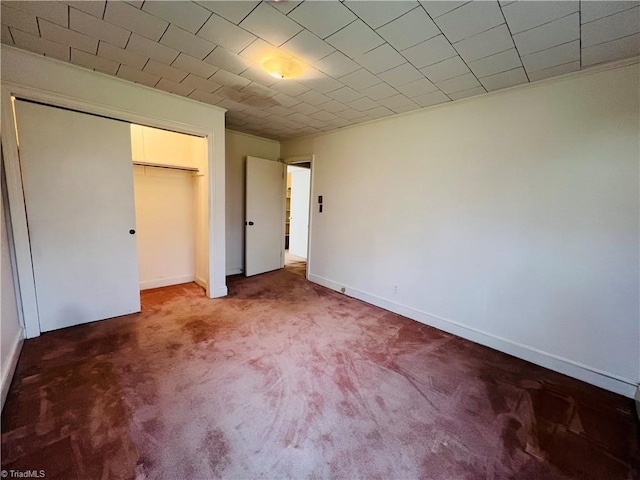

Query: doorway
<box><xmin>285</xmin><ymin>162</ymin><xmax>311</xmax><ymax>277</ymax></box>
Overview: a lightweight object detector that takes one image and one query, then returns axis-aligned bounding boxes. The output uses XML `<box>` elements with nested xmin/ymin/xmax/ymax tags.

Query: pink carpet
<box><xmin>2</xmin><ymin>268</ymin><xmax>638</xmax><ymax>479</ymax></box>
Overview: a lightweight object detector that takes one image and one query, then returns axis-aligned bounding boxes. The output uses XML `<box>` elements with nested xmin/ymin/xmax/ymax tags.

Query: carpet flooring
<box><xmin>1</xmin><ymin>267</ymin><xmax>638</xmax><ymax>479</ymax></box>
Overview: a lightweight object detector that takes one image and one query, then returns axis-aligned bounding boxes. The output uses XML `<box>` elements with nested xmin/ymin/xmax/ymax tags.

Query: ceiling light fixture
<box><xmin>262</xmin><ymin>57</ymin><xmax>303</xmax><ymax>80</ymax></box>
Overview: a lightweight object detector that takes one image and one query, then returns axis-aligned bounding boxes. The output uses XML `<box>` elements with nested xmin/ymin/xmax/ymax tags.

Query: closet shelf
<box><xmin>133</xmin><ymin>161</ymin><xmax>199</xmax><ymax>173</ymax></box>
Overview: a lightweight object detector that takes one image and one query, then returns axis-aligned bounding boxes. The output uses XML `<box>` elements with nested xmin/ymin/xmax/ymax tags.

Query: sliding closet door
<box><xmin>14</xmin><ymin>100</ymin><xmax>140</xmax><ymax>332</ymax></box>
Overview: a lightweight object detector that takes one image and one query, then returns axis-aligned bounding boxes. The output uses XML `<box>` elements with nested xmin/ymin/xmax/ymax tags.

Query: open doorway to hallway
<box><xmin>285</xmin><ymin>163</ymin><xmax>311</xmax><ymax>276</ymax></box>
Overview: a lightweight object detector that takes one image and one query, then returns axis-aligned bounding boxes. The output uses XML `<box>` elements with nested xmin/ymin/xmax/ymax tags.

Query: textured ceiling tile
<box><xmin>239</xmin><ymin>3</ymin><xmax>302</xmax><ymax>46</ymax></box>
<box><xmin>412</xmin><ymin>89</ymin><xmax>451</xmax><ymax>107</ymax></box>
<box><xmin>581</xmin><ymin>33</ymin><xmax>640</xmax><ymax>66</ymax></box>
<box><xmin>195</xmin><ymin>1</ymin><xmax>260</xmax><ymax>25</ymax></box>
<box><xmin>143</xmin><ymin>59</ymin><xmax>188</xmax><ymax>83</ymax></box>
<box><xmin>281</xmin><ymin>30</ymin><xmax>335</xmax><ymax>63</ymax></box>
<box><xmin>40</xmin><ymin>18</ymin><xmax>98</xmax><ymax>54</ymax></box>
<box><xmin>419</xmin><ymin>1</ymin><xmax>469</xmax><ymax>19</ymax></box>
<box><xmin>338</xmin><ymin>68</ymin><xmax>381</xmax><ymax>90</ymax></box>
<box><xmin>527</xmin><ymin>60</ymin><xmax>580</xmax><ymax>82</ymax></box>
<box><xmin>448</xmin><ymin>85</ymin><xmax>486</xmax><ymax>100</ymax></box>
<box><xmin>287</xmin><ymin>1</ymin><xmax>357</xmax><ymax>39</ymax></box>
<box><xmin>104</xmin><ymin>1</ymin><xmax>168</xmax><ymax>41</ymax></box>
<box><xmin>181</xmin><ymin>73</ymin><xmax>223</xmax><ymax>93</ymax></box>
<box><xmin>173</xmin><ymin>52</ymin><xmax>219</xmax><ymax>79</ymax></box>
<box><xmin>198</xmin><ymin>13</ymin><xmax>256</xmax><ymax>54</ymax></box>
<box><xmin>520</xmin><ymin>41</ymin><xmax>579</xmax><ymax>73</ymax></box>
<box><xmin>70</xmin><ymin>7</ymin><xmax>130</xmax><ymax>48</ymax></box>
<box><xmin>300</xmin><ymin>73</ymin><xmax>344</xmax><ymax>94</ymax></box>
<box><xmin>433</xmin><ymin>1</ymin><xmax>503</xmax><ymax>43</ymax></box>
<box><xmin>512</xmin><ymin>13</ymin><xmax>579</xmax><ymax>56</ymax></box>
<box><xmin>11</xmin><ymin>28</ymin><xmax>70</xmax><ymax>61</ymax></box>
<box><xmin>377</xmin><ymin>93</ymin><xmax>416</xmax><ymax>110</ymax></box>
<box><xmin>155</xmin><ymin>77</ymin><xmax>196</xmax><ymax>96</ymax></box>
<box><xmin>321</xmin><ymin>99</ymin><xmax>350</xmax><ymax>113</ymax></box>
<box><xmin>142</xmin><ymin>1</ymin><xmax>211</xmax><ymax>34</ymax></box>
<box><xmin>272</xmin><ymin>92</ymin><xmax>302</xmax><ymax>108</ymax></box>
<box><xmin>212</xmin><ymin>68</ymin><xmax>252</xmax><ymax>89</ymax></box>
<box><xmin>160</xmin><ymin>25</ymin><xmax>215</xmax><ymax>59</ymax></box>
<box><xmin>394</xmin><ymin>78</ymin><xmax>437</xmax><ymax>97</ymax></box>
<box><xmin>435</xmin><ymin>72</ymin><xmax>481</xmax><ymax>94</ymax></box>
<box><xmin>270</xmin><ymin>80</ymin><xmax>310</xmax><ymax>97</ymax></box>
<box><xmin>117</xmin><ymin>64</ymin><xmax>160</xmax><ymax>87</ymax></box>
<box><xmin>377</xmin><ymin>62</ymin><xmax>423</xmax><ymax>87</ymax></box>
<box><xmin>348</xmin><ymin>96</ymin><xmax>381</xmax><ymax>111</ymax></box>
<box><xmin>421</xmin><ymin>55</ymin><xmax>470</xmax><ymax>82</ymax></box>
<box><xmin>98</xmin><ymin>41</ymin><xmax>147</xmax><ymax>69</ymax></box>
<box><xmin>467</xmin><ymin>48</ymin><xmax>522</xmax><ymax>78</ymax></box>
<box><xmin>71</xmin><ymin>48</ymin><xmax>119</xmax><ymax>74</ymax></box>
<box><xmin>290</xmin><ymin>102</ymin><xmax>321</xmax><ymax>115</ymax></box>
<box><xmin>376</xmin><ymin>7</ymin><xmax>440</xmax><ymax>51</ymax></box>
<box><xmin>326</xmin><ymin>20</ymin><xmax>385</xmax><ymax>58</ymax></box>
<box><xmin>581</xmin><ymin>7</ymin><xmax>640</xmax><ymax>48</ymax></box>
<box><xmin>453</xmin><ymin>24</ymin><xmax>514</xmax><ymax>62</ymax></box>
<box><xmin>581</xmin><ymin>1</ymin><xmax>639</xmax><ymax>23</ymax></box>
<box><xmin>344</xmin><ymin>1</ymin><xmax>419</xmax><ymax>29</ymax></box>
<box><xmin>65</xmin><ymin>1</ymin><xmax>106</xmax><ymax>19</ymax></box>
<box><xmin>361</xmin><ymin>81</ymin><xmax>399</xmax><ymax>100</ymax></box>
<box><xmin>297</xmin><ymin>89</ymin><xmax>331</xmax><ymax>106</ymax></box>
<box><xmin>269</xmin><ymin>1</ymin><xmax>302</xmax><ymax>16</ymax></box>
<box><xmin>241</xmin><ymin>64</ymin><xmax>282</xmax><ymax>86</ymax></box>
<box><xmin>479</xmin><ymin>67</ymin><xmax>528</xmax><ymax>91</ymax></box>
<box><xmin>365</xmin><ymin>105</ymin><xmax>395</xmax><ymax>119</ymax></box>
<box><xmin>355</xmin><ymin>43</ymin><xmax>406</xmax><ymax>74</ymax></box>
<box><xmin>3</xmin><ymin>0</ymin><xmax>68</xmax><ymax>27</ymax></box>
<box><xmin>501</xmin><ymin>0</ymin><xmax>579</xmax><ymax>34</ymax></box>
<box><xmin>204</xmin><ymin>47</ymin><xmax>253</xmax><ymax>75</ymax></box>
<box><xmin>338</xmin><ymin>108</ymin><xmax>369</xmax><ymax>120</ymax></box>
<box><xmin>327</xmin><ymin>85</ymin><xmax>364</xmax><ymax>102</ymax></box>
<box><xmin>242</xmin><ymin>81</ymin><xmax>278</xmax><ymax>98</ymax></box>
<box><xmin>314</xmin><ymin>50</ymin><xmax>360</xmax><ymax>77</ymax></box>
<box><xmin>1</xmin><ymin>4</ymin><xmax>39</xmax><ymax>35</ymax></box>
<box><xmin>402</xmin><ymin>34</ymin><xmax>457</xmax><ymax>69</ymax></box>
<box><xmin>127</xmin><ymin>33</ymin><xmax>180</xmax><ymax>65</ymax></box>
<box><xmin>1</xmin><ymin>25</ymin><xmax>14</xmax><ymax>45</ymax></box>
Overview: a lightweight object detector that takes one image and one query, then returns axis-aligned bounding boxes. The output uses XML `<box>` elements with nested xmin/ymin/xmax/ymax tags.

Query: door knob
<box><xmin>247</xmin><ymin>221</ymin><xmax>254</xmax><ymax>226</ymax></box>
<box><xmin>129</xmin><ymin>229</ymin><xmax>136</xmax><ymax>234</ymax></box>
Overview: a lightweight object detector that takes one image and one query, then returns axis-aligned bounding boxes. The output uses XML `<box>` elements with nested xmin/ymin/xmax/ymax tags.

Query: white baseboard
<box><xmin>308</xmin><ymin>273</ymin><xmax>637</xmax><ymax>398</ymax></box>
<box><xmin>226</xmin><ymin>267</ymin><xmax>243</xmax><ymax>275</ymax></box>
<box><xmin>140</xmin><ymin>274</ymin><xmax>195</xmax><ymax>290</ymax></box>
<box><xmin>1</xmin><ymin>327</ymin><xmax>24</xmax><ymax>411</ymax></box>
<box><xmin>212</xmin><ymin>285</ymin><xmax>228</xmax><ymax>298</ymax></box>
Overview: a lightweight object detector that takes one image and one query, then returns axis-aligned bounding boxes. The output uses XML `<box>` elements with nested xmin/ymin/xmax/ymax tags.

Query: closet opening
<box><xmin>130</xmin><ymin>124</ymin><xmax>208</xmax><ymax>296</ymax></box>
<box><xmin>284</xmin><ymin>162</ymin><xmax>311</xmax><ymax>277</ymax></box>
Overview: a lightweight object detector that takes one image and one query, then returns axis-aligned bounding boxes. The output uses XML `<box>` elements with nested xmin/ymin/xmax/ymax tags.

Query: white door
<box><xmin>14</xmin><ymin>100</ymin><xmax>140</xmax><ymax>332</ymax></box>
<box><xmin>289</xmin><ymin>167</ymin><xmax>311</xmax><ymax>259</ymax></box>
<box><xmin>245</xmin><ymin>156</ymin><xmax>284</xmax><ymax>276</ymax></box>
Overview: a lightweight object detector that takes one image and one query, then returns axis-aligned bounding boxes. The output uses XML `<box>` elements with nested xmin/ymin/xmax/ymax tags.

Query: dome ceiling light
<box><xmin>262</xmin><ymin>57</ymin><xmax>303</xmax><ymax>80</ymax></box>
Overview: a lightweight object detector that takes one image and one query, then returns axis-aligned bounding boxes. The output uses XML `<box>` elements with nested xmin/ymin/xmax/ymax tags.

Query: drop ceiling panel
<box><xmin>287</xmin><ymin>1</ymin><xmax>357</xmax><ymax>39</ymax></box>
<box><xmin>501</xmin><ymin>1</ymin><xmax>579</xmax><ymax>35</ymax></box>
<box><xmin>2</xmin><ymin>0</ymin><xmax>638</xmax><ymax>141</ymax></box>
<box><xmin>195</xmin><ymin>1</ymin><xmax>259</xmax><ymax>25</ymax></box>
<box><xmin>376</xmin><ymin>7</ymin><xmax>440</xmax><ymax>51</ymax></box>
<box><xmin>239</xmin><ymin>3</ymin><xmax>302</xmax><ymax>46</ymax></box>
<box><xmin>343</xmin><ymin>1</ymin><xmax>418</xmax><ymax>30</ymax></box>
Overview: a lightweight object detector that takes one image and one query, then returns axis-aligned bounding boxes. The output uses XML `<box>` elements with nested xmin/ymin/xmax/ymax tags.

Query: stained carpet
<box><xmin>1</xmin><ymin>268</ymin><xmax>638</xmax><ymax>479</ymax></box>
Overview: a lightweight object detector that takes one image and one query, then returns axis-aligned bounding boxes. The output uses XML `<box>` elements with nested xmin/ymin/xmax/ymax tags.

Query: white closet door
<box><xmin>245</xmin><ymin>156</ymin><xmax>285</xmax><ymax>276</ymax></box>
<box><xmin>14</xmin><ymin>100</ymin><xmax>140</xmax><ymax>332</ymax></box>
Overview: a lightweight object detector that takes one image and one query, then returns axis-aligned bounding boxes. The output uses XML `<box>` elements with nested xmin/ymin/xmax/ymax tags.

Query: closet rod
<box><xmin>133</xmin><ymin>161</ymin><xmax>199</xmax><ymax>172</ymax></box>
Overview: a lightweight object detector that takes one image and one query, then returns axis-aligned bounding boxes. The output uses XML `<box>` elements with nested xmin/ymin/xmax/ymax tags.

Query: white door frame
<box><xmin>283</xmin><ymin>154</ymin><xmax>315</xmax><ymax>280</ymax></box>
<box><xmin>1</xmin><ymin>82</ymin><xmax>218</xmax><ymax>338</ymax></box>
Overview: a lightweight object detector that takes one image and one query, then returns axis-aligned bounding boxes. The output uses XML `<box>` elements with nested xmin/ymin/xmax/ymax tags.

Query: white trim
<box><xmin>1</xmin><ymin>328</ymin><xmax>23</xmax><ymax>411</ymax></box>
<box><xmin>226</xmin><ymin>267</ymin><xmax>243</xmax><ymax>275</ymax></box>
<box><xmin>1</xmin><ymin>47</ymin><xmax>228</xmax><ymax>337</ymax></box>
<box><xmin>283</xmin><ymin>154</ymin><xmax>314</xmax><ymax>164</ymax></box>
<box><xmin>140</xmin><ymin>275</ymin><xmax>196</xmax><ymax>290</ymax></box>
<box><xmin>213</xmin><ymin>285</ymin><xmax>228</xmax><ymax>298</ymax></box>
<box><xmin>287</xmin><ymin>57</ymin><xmax>640</xmax><ymax>144</ymax></box>
<box><xmin>308</xmin><ymin>273</ymin><xmax>637</xmax><ymax>398</ymax></box>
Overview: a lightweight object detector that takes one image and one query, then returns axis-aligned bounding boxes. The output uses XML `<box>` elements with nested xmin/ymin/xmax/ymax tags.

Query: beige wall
<box><xmin>226</xmin><ymin>130</ymin><xmax>280</xmax><ymax>275</ymax></box>
<box><xmin>282</xmin><ymin>61</ymin><xmax>640</xmax><ymax>397</ymax></box>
